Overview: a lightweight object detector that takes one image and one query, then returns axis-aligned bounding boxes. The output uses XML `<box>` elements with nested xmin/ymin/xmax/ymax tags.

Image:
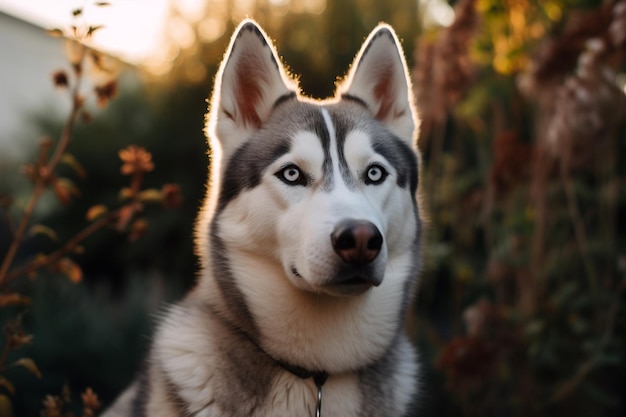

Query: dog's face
<box><xmin>205</xmin><ymin>21</ymin><xmax>420</xmax><ymax>300</ymax></box>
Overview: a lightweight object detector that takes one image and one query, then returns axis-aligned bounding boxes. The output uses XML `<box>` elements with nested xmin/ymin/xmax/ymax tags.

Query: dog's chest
<box><xmin>259</xmin><ymin>372</ymin><xmax>362</xmax><ymax>417</ymax></box>
<box><xmin>155</xmin><ymin>306</ymin><xmax>365</xmax><ymax>417</ymax></box>
<box><xmin>179</xmin><ymin>371</ymin><xmax>362</xmax><ymax>417</ymax></box>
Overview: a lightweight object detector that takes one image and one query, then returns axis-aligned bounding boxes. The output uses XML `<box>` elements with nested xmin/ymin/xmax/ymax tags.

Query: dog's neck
<box><xmin>276</xmin><ymin>361</ymin><xmax>329</xmax><ymax>417</ymax></box>
<box><xmin>251</xmin><ymin>326</ymin><xmax>331</xmax><ymax>417</ymax></box>
<box><xmin>198</xmin><ymin>248</ymin><xmax>401</xmax><ymax>374</ymax></box>
<box><xmin>206</xmin><ymin>301</ymin><xmax>330</xmax><ymax>416</ymax></box>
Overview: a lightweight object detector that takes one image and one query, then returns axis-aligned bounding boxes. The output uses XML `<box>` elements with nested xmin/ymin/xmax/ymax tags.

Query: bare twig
<box><xmin>0</xmin><ymin>44</ymin><xmax>87</xmax><ymax>287</ymax></box>
<box><xmin>3</xmin><ymin>210</ymin><xmax>120</xmax><ymax>284</ymax></box>
<box><xmin>0</xmin><ymin>183</ymin><xmax>46</xmax><ymax>285</ymax></box>
<box><xmin>559</xmin><ymin>159</ymin><xmax>597</xmax><ymax>295</ymax></box>
<box><xmin>426</xmin><ymin>122</ymin><xmax>446</xmax><ymax>206</ymax></box>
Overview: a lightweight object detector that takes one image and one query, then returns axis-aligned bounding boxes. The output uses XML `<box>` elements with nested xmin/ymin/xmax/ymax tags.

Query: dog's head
<box><xmin>203</xmin><ymin>20</ymin><xmax>420</xmax><ymax>300</ymax></box>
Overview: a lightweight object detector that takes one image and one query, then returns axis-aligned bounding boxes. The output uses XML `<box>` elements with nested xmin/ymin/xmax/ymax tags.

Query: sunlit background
<box><xmin>0</xmin><ymin>0</ymin><xmax>169</xmax><ymax>64</ymax></box>
<box><xmin>0</xmin><ymin>0</ymin><xmax>625</xmax><ymax>416</ymax></box>
<box><xmin>0</xmin><ymin>0</ymin><xmax>454</xmax><ymax>157</ymax></box>
<box><xmin>0</xmin><ymin>0</ymin><xmax>454</xmax><ymax>64</ymax></box>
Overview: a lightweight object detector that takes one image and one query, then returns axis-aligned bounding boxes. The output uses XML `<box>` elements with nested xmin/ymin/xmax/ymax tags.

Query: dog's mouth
<box><xmin>291</xmin><ymin>266</ymin><xmax>381</xmax><ymax>297</ymax></box>
<box><xmin>325</xmin><ymin>275</ymin><xmax>378</xmax><ymax>296</ymax></box>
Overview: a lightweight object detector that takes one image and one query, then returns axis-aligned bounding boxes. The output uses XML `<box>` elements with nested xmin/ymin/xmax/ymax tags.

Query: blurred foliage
<box><xmin>0</xmin><ymin>0</ymin><xmax>625</xmax><ymax>416</ymax></box>
<box><xmin>413</xmin><ymin>0</ymin><xmax>626</xmax><ymax>416</ymax></box>
<box><xmin>0</xmin><ymin>79</ymin><xmax>206</xmax><ymax>416</ymax></box>
<box><xmin>0</xmin><ymin>4</ymin><xmax>191</xmax><ymax>415</ymax></box>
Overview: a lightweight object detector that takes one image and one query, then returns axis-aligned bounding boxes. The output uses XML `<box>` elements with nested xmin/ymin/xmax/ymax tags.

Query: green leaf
<box><xmin>10</xmin><ymin>358</ymin><xmax>42</xmax><ymax>379</ymax></box>
<box><xmin>27</xmin><ymin>224</ymin><xmax>58</xmax><ymax>241</ymax></box>
<box><xmin>72</xmin><ymin>8</ymin><xmax>83</xmax><ymax>16</ymax></box>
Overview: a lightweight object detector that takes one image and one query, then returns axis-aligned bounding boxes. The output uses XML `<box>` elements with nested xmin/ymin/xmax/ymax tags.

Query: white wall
<box><xmin>0</xmin><ymin>11</ymin><xmax>71</xmax><ymax>159</ymax></box>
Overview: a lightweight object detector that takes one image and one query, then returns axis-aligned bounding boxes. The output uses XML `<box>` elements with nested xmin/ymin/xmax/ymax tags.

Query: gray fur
<box><xmin>216</xmin><ymin>100</ymin><xmax>330</xmax><ymax>211</ymax></box>
<box><xmin>326</xmin><ymin>102</ymin><xmax>418</xmax><ymax>191</ymax></box>
<box><xmin>358</xmin><ymin>333</ymin><xmax>417</xmax><ymax>417</ymax></box>
<box><xmin>209</xmin><ymin>223</ymin><xmax>260</xmax><ymax>340</ymax></box>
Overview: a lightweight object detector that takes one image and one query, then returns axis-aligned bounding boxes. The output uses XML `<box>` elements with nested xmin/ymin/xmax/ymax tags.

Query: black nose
<box><xmin>331</xmin><ymin>220</ymin><xmax>383</xmax><ymax>264</ymax></box>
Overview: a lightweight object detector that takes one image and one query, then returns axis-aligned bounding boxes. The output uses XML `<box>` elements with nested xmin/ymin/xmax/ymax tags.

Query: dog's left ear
<box><xmin>339</xmin><ymin>25</ymin><xmax>417</xmax><ymax>143</ymax></box>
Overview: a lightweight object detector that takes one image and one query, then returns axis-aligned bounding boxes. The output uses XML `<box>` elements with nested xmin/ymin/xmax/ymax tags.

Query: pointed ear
<box><xmin>339</xmin><ymin>24</ymin><xmax>418</xmax><ymax>143</ymax></box>
<box><xmin>208</xmin><ymin>19</ymin><xmax>297</xmax><ymax>157</ymax></box>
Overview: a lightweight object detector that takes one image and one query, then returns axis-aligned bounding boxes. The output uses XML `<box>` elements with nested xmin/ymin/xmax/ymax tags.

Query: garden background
<box><xmin>0</xmin><ymin>0</ymin><xmax>625</xmax><ymax>416</ymax></box>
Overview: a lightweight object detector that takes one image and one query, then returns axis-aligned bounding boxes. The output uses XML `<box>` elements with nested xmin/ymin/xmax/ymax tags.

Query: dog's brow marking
<box><xmin>320</xmin><ymin>108</ymin><xmax>341</xmax><ymax>190</ymax></box>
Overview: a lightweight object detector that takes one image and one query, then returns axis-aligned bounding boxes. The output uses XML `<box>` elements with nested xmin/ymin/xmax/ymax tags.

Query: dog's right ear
<box><xmin>207</xmin><ymin>19</ymin><xmax>297</xmax><ymax>158</ymax></box>
<box><xmin>338</xmin><ymin>24</ymin><xmax>417</xmax><ymax>144</ymax></box>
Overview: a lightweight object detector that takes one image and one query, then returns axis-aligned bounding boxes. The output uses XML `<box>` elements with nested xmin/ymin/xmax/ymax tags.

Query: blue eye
<box><xmin>276</xmin><ymin>164</ymin><xmax>308</xmax><ymax>186</ymax></box>
<box><xmin>364</xmin><ymin>164</ymin><xmax>387</xmax><ymax>185</ymax></box>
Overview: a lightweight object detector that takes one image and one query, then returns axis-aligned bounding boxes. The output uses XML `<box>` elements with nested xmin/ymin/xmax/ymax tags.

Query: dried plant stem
<box><xmin>0</xmin><ymin>325</ymin><xmax>13</xmax><ymax>371</ymax></box>
<box><xmin>0</xmin><ymin>184</ymin><xmax>46</xmax><ymax>285</ymax></box>
<box><xmin>551</xmin><ymin>275</ymin><xmax>626</xmax><ymax>403</ymax></box>
<box><xmin>4</xmin><ymin>210</ymin><xmax>118</xmax><ymax>284</ymax></box>
<box><xmin>528</xmin><ymin>147</ymin><xmax>552</xmax><ymax>317</ymax></box>
<box><xmin>560</xmin><ymin>163</ymin><xmax>597</xmax><ymax>295</ymax></box>
<box><xmin>604</xmin><ymin>129</ymin><xmax>618</xmax><ymax>268</ymax></box>
<box><xmin>0</xmin><ymin>45</ymin><xmax>86</xmax><ymax>287</ymax></box>
<box><xmin>47</xmin><ymin>54</ymin><xmax>85</xmax><ymax>173</ymax></box>
<box><xmin>426</xmin><ymin>122</ymin><xmax>447</xmax><ymax>205</ymax></box>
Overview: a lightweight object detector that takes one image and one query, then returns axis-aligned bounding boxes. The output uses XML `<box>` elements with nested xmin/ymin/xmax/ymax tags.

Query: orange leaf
<box><xmin>0</xmin><ymin>376</ymin><xmax>15</xmax><ymax>395</ymax></box>
<box><xmin>86</xmin><ymin>204</ymin><xmax>108</xmax><ymax>221</ymax></box>
<box><xmin>53</xmin><ymin>178</ymin><xmax>80</xmax><ymax>206</ymax></box>
<box><xmin>138</xmin><ymin>189</ymin><xmax>162</xmax><ymax>204</ymax></box>
<box><xmin>119</xmin><ymin>187</ymin><xmax>133</xmax><ymax>201</ymax></box>
<box><xmin>11</xmin><ymin>358</ymin><xmax>42</xmax><ymax>379</ymax></box>
<box><xmin>46</xmin><ymin>28</ymin><xmax>64</xmax><ymax>37</ymax></box>
<box><xmin>115</xmin><ymin>205</ymin><xmax>135</xmax><ymax>231</ymax></box>
<box><xmin>0</xmin><ymin>294</ymin><xmax>31</xmax><ymax>308</ymax></box>
<box><xmin>60</xmin><ymin>153</ymin><xmax>86</xmax><ymax>178</ymax></box>
<box><xmin>28</xmin><ymin>224</ymin><xmax>58</xmax><ymax>241</ymax></box>
<box><xmin>128</xmin><ymin>219</ymin><xmax>148</xmax><ymax>241</ymax></box>
<box><xmin>81</xmin><ymin>388</ymin><xmax>101</xmax><ymax>411</ymax></box>
<box><xmin>57</xmin><ymin>258</ymin><xmax>83</xmax><ymax>283</ymax></box>
<box><xmin>0</xmin><ymin>394</ymin><xmax>12</xmax><ymax>417</ymax></box>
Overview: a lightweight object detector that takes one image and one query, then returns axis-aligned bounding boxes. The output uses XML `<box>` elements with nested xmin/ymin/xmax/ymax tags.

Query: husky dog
<box><xmin>103</xmin><ymin>19</ymin><xmax>422</xmax><ymax>417</ymax></box>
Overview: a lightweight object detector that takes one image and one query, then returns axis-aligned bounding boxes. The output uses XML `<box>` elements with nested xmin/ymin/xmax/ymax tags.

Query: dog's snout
<box><xmin>331</xmin><ymin>220</ymin><xmax>383</xmax><ymax>264</ymax></box>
